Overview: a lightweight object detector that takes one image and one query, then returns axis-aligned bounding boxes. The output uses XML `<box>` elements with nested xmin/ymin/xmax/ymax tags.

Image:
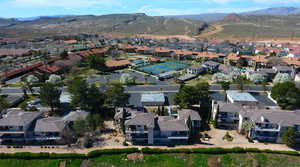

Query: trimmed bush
<box><xmin>87</xmin><ymin>148</ymin><xmax>139</xmax><ymax>158</ymax></box>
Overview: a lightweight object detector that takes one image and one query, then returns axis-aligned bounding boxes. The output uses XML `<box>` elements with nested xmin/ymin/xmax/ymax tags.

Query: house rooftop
<box><xmin>227</xmin><ymin>91</ymin><xmax>258</xmax><ymax>102</ymax></box>
<box><xmin>217</xmin><ymin>101</ymin><xmax>243</xmax><ymax>113</ymax></box>
<box><xmin>0</xmin><ymin>110</ymin><xmax>42</xmax><ymax>127</ymax></box>
<box><xmin>241</xmin><ymin>108</ymin><xmax>300</xmax><ymax>127</ymax></box>
<box><xmin>34</xmin><ymin>117</ymin><xmax>66</xmax><ymax>132</ymax></box>
<box><xmin>178</xmin><ymin>109</ymin><xmax>201</xmax><ymax>121</ymax></box>
<box><xmin>63</xmin><ymin>110</ymin><xmax>89</xmax><ymax>122</ymax></box>
<box><xmin>157</xmin><ymin>118</ymin><xmax>188</xmax><ymax>131</ymax></box>
<box><xmin>141</xmin><ymin>93</ymin><xmax>165</xmax><ymax>103</ymax></box>
<box><xmin>125</xmin><ymin>112</ymin><xmax>155</xmax><ymax>128</ymax></box>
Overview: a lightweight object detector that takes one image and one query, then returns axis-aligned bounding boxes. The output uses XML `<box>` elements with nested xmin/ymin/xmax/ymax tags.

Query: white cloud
<box><xmin>138</xmin><ymin>6</ymin><xmax>196</xmax><ymax>15</ymax></box>
<box><xmin>9</xmin><ymin>0</ymin><xmax>121</xmax><ymax>8</ymax></box>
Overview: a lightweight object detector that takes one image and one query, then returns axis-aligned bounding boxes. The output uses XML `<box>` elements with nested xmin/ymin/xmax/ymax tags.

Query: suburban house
<box><xmin>238</xmin><ymin>108</ymin><xmax>300</xmax><ymax>143</ymax></box>
<box><xmin>34</xmin><ymin>117</ymin><xmax>66</xmax><ymax>144</ymax></box>
<box><xmin>0</xmin><ymin>109</ymin><xmax>87</xmax><ymax>144</ymax></box>
<box><xmin>273</xmin><ymin>66</ymin><xmax>296</xmax><ymax>78</ymax></box>
<box><xmin>0</xmin><ymin>110</ymin><xmax>42</xmax><ymax>144</ymax></box>
<box><xmin>187</xmin><ymin>66</ymin><xmax>206</xmax><ymax>75</ymax></box>
<box><xmin>212</xmin><ymin>101</ymin><xmax>243</xmax><ymax>129</ymax></box>
<box><xmin>115</xmin><ymin>107</ymin><xmax>201</xmax><ymax>145</ymax></box>
<box><xmin>203</xmin><ymin>61</ymin><xmax>221</xmax><ymax>73</ymax></box>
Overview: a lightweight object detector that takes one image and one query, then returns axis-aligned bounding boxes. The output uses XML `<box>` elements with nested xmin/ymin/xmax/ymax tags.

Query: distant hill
<box><xmin>0</xmin><ymin>13</ymin><xmax>207</xmax><ymax>38</ymax></box>
<box><xmin>165</xmin><ymin>13</ymin><xmax>228</xmax><ymax>22</ymax></box>
<box><xmin>242</xmin><ymin>7</ymin><xmax>300</xmax><ymax>16</ymax></box>
<box><xmin>201</xmin><ymin>14</ymin><xmax>300</xmax><ymax>39</ymax></box>
<box><xmin>167</xmin><ymin>7</ymin><xmax>300</xmax><ymax>22</ymax></box>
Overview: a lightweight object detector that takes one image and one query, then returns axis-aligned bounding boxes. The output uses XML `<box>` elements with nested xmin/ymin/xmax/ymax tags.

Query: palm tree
<box><xmin>241</xmin><ymin>121</ymin><xmax>255</xmax><ymax>137</ymax></box>
<box><xmin>0</xmin><ymin>90</ymin><xmax>9</xmax><ymax>114</ymax></box>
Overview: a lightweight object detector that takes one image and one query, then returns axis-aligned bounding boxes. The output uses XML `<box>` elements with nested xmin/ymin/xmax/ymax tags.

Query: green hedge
<box><xmin>87</xmin><ymin>148</ymin><xmax>139</xmax><ymax>158</ymax></box>
<box><xmin>141</xmin><ymin>147</ymin><xmax>299</xmax><ymax>156</ymax></box>
<box><xmin>0</xmin><ymin>147</ymin><xmax>298</xmax><ymax>160</ymax></box>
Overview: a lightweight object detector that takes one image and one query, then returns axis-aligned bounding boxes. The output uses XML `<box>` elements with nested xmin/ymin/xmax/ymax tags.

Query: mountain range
<box><xmin>1</xmin><ymin>7</ymin><xmax>300</xmax><ymax>40</ymax></box>
<box><xmin>0</xmin><ymin>13</ymin><xmax>207</xmax><ymax>39</ymax></box>
<box><xmin>166</xmin><ymin>7</ymin><xmax>300</xmax><ymax>22</ymax></box>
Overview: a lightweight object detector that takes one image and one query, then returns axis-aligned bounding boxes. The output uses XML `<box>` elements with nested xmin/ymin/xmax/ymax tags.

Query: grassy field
<box><xmin>2</xmin><ymin>153</ymin><xmax>300</xmax><ymax>167</ymax></box>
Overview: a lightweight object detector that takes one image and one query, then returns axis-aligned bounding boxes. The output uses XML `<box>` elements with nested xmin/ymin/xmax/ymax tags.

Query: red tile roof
<box><xmin>37</xmin><ymin>65</ymin><xmax>61</xmax><ymax>73</ymax></box>
<box><xmin>105</xmin><ymin>59</ymin><xmax>131</xmax><ymax>68</ymax></box>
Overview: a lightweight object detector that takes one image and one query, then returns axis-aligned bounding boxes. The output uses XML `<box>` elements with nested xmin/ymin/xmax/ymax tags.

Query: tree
<box><xmin>120</xmin><ymin>73</ymin><xmax>135</xmax><ymax>85</ymax></box>
<box><xmin>282</xmin><ymin>127</ymin><xmax>297</xmax><ymax>147</ymax></box>
<box><xmin>213</xmin><ymin>105</ymin><xmax>220</xmax><ymax>128</ymax></box>
<box><xmin>73</xmin><ymin>118</ymin><xmax>87</xmax><ymax>137</ymax></box>
<box><xmin>221</xmin><ymin>81</ymin><xmax>230</xmax><ymax>101</ymax></box>
<box><xmin>0</xmin><ymin>90</ymin><xmax>8</xmax><ymax>113</ymax></box>
<box><xmin>46</xmin><ymin>74</ymin><xmax>62</xmax><ymax>84</ymax></box>
<box><xmin>174</xmin><ymin>82</ymin><xmax>210</xmax><ymax>108</ymax></box>
<box><xmin>86</xmin><ymin>84</ymin><xmax>105</xmax><ymax>112</ymax></box>
<box><xmin>86</xmin><ymin>113</ymin><xmax>104</xmax><ymax>133</ymax></box>
<box><xmin>68</xmin><ymin>77</ymin><xmax>89</xmax><ymax>109</ymax></box>
<box><xmin>60</xmin><ymin>50</ymin><xmax>68</xmax><ymax>59</ymax></box>
<box><xmin>68</xmin><ymin>78</ymin><xmax>105</xmax><ymax>111</ymax></box>
<box><xmin>39</xmin><ymin>82</ymin><xmax>61</xmax><ymax>114</ymax></box>
<box><xmin>267</xmin><ymin>57</ymin><xmax>283</xmax><ymax>67</ymax></box>
<box><xmin>271</xmin><ymin>82</ymin><xmax>300</xmax><ymax>110</ymax></box>
<box><xmin>105</xmin><ymin>82</ymin><xmax>130</xmax><ymax>108</ymax></box>
<box><xmin>249</xmin><ymin>73</ymin><xmax>266</xmax><ymax>84</ymax></box>
<box><xmin>174</xmin><ymin>85</ymin><xmax>197</xmax><ymax>108</ymax></box>
<box><xmin>86</xmin><ymin>54</ymin><xmax>106</xmax><ymax>71</ymax></box>
<box><xmin>241</xmin><ymin>121</ymin><xmax>255</xmax><ymax>136</ymax></box>
<box><xmin>236</xmin><ymin>76</ymin><xmax>244</xmax><ymax>92</ymax></box>
<box><xmin>273</xmin><ymin>73</ymin><xmax>292</xmax><ymax>84</ymax></box>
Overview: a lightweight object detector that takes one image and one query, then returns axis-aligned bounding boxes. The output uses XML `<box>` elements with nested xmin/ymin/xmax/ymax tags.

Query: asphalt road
<box><xmin>0</xmin><ymin>84</ymin><xmax>272</xmax><ymax>95</ymax></box>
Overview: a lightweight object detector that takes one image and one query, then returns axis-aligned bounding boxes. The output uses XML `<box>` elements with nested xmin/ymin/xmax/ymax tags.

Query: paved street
<box><xmin>0</xmin><ymin>84</ymin><xmax>272</xmax><ymax>95</ymax></box>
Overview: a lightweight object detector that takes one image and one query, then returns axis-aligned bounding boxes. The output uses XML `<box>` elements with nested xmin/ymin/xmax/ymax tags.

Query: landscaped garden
<box><xmin>137</xmin><ymin>61</ymin><xmax>189</xmax><ymax>75</ymax></box>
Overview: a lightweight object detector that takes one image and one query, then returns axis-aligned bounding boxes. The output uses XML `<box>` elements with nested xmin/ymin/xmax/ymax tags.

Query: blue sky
<box><xmin>1</xmin><ymin>0</ymin><xmax>300</xmax><ymax>18</ymax></box>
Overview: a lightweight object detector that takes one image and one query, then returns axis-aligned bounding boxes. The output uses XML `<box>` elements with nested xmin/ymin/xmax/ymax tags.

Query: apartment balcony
<box><xmin>125</xmin><ymin>130</ymin><xmax>149</xmax><ymax>134</ymax></box>
<box><xmin>167</xmin><ymin>135</ymin><xmax>189</xmax><ymax>140</ymax></box>
<box><xmin>254</xmin><ymin>127</ymin><xmax>280</xmax><ymax>132</ymax></box>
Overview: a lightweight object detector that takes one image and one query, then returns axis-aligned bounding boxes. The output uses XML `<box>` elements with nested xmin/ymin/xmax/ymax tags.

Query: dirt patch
<box><xmin>127</xmin><ymin>153</ymin><xmax>144</xmax><ymax>162</ymax></box>
<box><xmin>59</xmin><ymin>161</ymin><xmax>66</xmax><ymax>167</ymax></box>
<box><xmin>208</xmin><ymin>157</ymin><xmax>221</xmax><ymax>167</ymax></box>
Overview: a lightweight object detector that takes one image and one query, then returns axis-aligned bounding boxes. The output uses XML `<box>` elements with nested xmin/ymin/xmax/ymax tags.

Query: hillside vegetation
<box><xmin>206</xmin><ymin>14</ymin><xmax>300</xmax><ymax>39</ymax></box>
<box><xmin>0</xmin><ymin>13</ymin><xmax>207</xmax><ymax>38</ymax></box>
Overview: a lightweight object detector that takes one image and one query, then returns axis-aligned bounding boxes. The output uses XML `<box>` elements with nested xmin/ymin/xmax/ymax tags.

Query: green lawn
<box><xmin>1</xmin><ymin>153</ymin><xmax>300</xmax><ymax>167</ymax></box>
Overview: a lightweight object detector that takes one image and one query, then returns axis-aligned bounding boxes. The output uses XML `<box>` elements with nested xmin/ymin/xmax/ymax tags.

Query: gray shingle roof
<box><xmin>34</xmin><ymin>117</ymin><xmax>66</xmax><ymax>132</ymax></box>
<box><xmin>241</xmin><ymin>108</ymin><xmax>300</xmax><ymax>127</ymax></box>
<box><xmin>63</xmin><ymin>110</ymin><xmax>89</xmax><ymax>122</ymax></box>
<box><xmin>217</xmin><ymin>102</ymin><xmax>243</xmax><ymax>113</ymax></box>
<box><xmin>158</xmin><ymin>118</ymin><xmax>188</xmax><ymax>131</ymax></box>
<box><xmin>178</xmin><ymin>109</ymin><xmax>201</xmax><ymax>121</ymax></box>
<box><xmin>0</xmin><ymin>110</ymin><xmax>42</xmax><ymax>127</ymax></box>
<box><xmin>125</xmin><ymin>112</ymin><xmax>155</xmax><ymax>128</ymax></box>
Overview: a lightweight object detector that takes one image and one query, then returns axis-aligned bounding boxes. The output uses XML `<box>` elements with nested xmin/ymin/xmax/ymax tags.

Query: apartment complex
<box><xmin>115</xmin><ymin>108</ymin><xmax>201</xmax><ymax>145</ymax></box>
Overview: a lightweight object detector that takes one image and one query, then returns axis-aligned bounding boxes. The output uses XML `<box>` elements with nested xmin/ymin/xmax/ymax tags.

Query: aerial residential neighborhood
<box><xmin>0</xmin><ymin>35</ymin><xmax>300</xmax><ymax>151</ymax></box>
<box><xmin>2</xmin><ymin>1</ymin><xmax>300</xmax><ymax>166</ymax></box>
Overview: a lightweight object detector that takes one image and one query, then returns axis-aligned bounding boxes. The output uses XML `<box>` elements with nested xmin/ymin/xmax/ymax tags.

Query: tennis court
<box><xmin>138</xmin><ymin>61</ymin><xmax>188</xmax><ymax>75</ymax></box>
